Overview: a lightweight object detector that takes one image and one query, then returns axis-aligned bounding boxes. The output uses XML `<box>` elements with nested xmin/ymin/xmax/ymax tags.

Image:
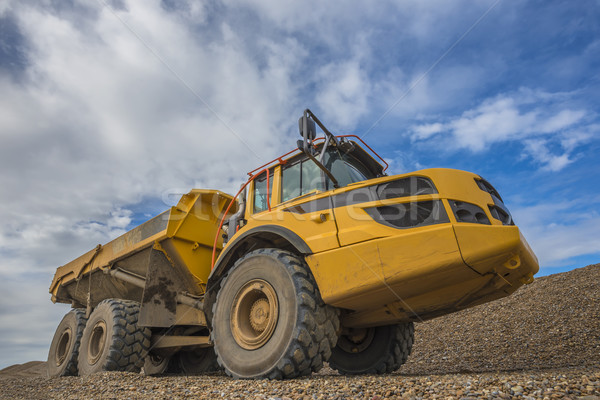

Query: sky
<box><xmin>0</xmin><ymin>0</ymin><xmax>599</xmax><ymax>369</ymax></box>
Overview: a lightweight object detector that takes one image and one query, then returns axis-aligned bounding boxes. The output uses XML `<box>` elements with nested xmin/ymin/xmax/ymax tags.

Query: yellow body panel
<box><xmin>454</xmin><ymin>225</ymin><xmax>538</xmax><ymax>280</ymax></box>
<box><xmin>308</xmin><ymin>224</ymin><xmax>466</xmax><ymax>310</ymax></box>
<box><xmin>333</xmin><ymin>193</ymin><xmax>443</xmax><ymax>245</ymax></box>
<box><xmin>238</xmin><ymin>179</ymin><xmax>340</xmax><ymax>253</ymax></box>
<box><xmin>232</xmin><ymin>167</ymin><xmax>539</xmax><ymax>328</ymax></box>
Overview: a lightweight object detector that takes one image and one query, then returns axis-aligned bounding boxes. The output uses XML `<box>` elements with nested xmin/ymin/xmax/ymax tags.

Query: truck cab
<box><xmin>215</xmin><ymin>112</ymin><xmax>538</xmax><ymax>329</ymax></box>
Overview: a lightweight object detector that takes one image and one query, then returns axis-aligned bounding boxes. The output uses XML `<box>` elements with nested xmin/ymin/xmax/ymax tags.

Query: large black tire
<box><xmin>176</xmin><ymin>347</ymin><xmax>221</xmax><ymax>374</ymax></box>
<box><xmin>47</xmin><ymin>309</ymin><xmax>87</xmax><ymax>377</ymax></box>
<box><xmin>329</xmin><ymin>322</ymin><xmax>414</xmax><ymax>375</ymax></box>
<box><xmin>211</xmin><ymin>249</ymin><xmax>339</xmax><ymax>379</ymax></box>
<box><xmin>78</xmin><ymin>299</ymin><xmax>151</xmax><ymax>376</ymax></box>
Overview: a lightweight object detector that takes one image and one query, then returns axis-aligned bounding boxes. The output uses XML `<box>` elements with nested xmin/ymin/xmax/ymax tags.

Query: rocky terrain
<box><xmin>1</xmin><ymin>264</ymin><xmax>598</xmax><ymax>399</ymax></box>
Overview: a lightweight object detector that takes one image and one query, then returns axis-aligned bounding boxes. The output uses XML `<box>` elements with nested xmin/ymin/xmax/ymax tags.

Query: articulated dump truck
<box><xmin>48</xmin><ymin>109</ymin><xmax>539</xmax><ymax>379</ymax></box>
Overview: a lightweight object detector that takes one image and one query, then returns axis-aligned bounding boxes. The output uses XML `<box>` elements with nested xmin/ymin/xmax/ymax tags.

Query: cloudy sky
<box><xmin>1</xmin><ymin>0</ymin><xmax>599</xmax><ymax>368</ymax></box>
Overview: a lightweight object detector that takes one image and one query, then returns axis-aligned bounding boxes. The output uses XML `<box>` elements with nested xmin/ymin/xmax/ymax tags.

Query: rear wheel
<box><xmin>211</xmin><ymin>249</ymin><xmax>339</xmax><ymax>379</ymax></box>
<box><xmin>143</xmin><ymin>353</ymin><xmax>172</xmax><ymax>376</ymax></box>
<box><xmin>176</xmin><ymin>347</ymin><xmax>221</xmax><ymax>374</ymax></box>
<box><xmin>78</xmin><ymin>299</ymin><xmax>151</xmax><ymax>376</ymax></box>
<box><xmin>328</xmin><ymin>322</ymin><xmax>414</xmax><ymax>375</ymax></box>
<box><xmin>47</xmin><ymin>309</ymin><xmax>87</xmax><ymax>377</ymax></box>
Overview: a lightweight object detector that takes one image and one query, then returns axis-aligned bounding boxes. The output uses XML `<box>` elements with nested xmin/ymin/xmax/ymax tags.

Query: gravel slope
<box><xmin>1</xmin><ymin>264</ymin><xmax>598</xmax><ymax>399</ymax></box>
<box><xmin>400</xmin><ymin>263</ymin><xmax>600</xmax><ymax>374</ymax></box>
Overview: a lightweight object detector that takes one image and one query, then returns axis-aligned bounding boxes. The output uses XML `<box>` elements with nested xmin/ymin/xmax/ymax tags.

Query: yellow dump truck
<box><xmin>48</xmin><ymin>109</ymin><xmax>539</xmax><ymax>379</ymax></box>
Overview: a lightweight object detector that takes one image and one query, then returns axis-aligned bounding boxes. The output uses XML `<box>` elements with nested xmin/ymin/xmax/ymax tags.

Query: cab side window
<box><xmin>281</xmin><ymin>160</ymin><xmax>323</xmax><ymax>203</ymax></box>
<box><xmin>253</xmin><ymin>169</ymin><xmax>274</xmax><ymax>213</ymax></box>
<box><xmin>282</xmin><ymin>162</ymin><xmax>301</xmax><ymax>201</ymax></box>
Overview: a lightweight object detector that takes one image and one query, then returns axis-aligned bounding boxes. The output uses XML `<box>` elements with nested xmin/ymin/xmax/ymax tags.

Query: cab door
<box><xmin>253</xmin><ymin>157</ymin><xmax>339</xmax><ymax>254</ymax></box>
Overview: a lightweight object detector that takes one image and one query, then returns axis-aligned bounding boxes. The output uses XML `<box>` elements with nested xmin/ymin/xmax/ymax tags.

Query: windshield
<box><xmin>277</xmin><ymin>142</ymin><xmax>381</xmax><ymax>206</ymax></box>
<box><xmin>322</xmin><ymin>147</ymin><xmax>376</xmax><ymax>189</ymax></box>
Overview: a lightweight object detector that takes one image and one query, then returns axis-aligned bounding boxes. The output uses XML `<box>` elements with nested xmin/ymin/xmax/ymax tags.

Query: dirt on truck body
<box><xmin>48</xmin><ymin>109</ymin><xmax>539</xmax><ymax>379</ymax></box>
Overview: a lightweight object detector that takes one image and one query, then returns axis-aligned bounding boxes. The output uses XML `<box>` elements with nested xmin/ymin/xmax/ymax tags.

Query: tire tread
<box><xmin>78</xmin><ymin>299</ymin><xmax>151</xmax><ymax>375</ymax></box>
<box><xmin>329</xmin><ymin>322</ymin><xmax>414</xmax><ymax>375</ymax></box>
<box><xmin>212</xmin><ymin>248</ymin><xmax>339</xmax><ymax>379</ymax></box>
<box><xmin>47</xmin><ymin>308</ymin><xmax>87</xmax><ymax>377</ymax></box>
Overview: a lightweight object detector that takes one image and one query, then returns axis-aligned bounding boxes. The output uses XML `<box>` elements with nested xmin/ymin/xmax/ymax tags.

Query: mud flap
<box><xmin>139</xmin><ymin>246</ymin><xmax>186</xmax><ymax>327</ymax></box>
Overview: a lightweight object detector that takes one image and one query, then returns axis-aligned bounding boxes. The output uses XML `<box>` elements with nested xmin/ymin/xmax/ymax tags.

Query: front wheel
<box><xmin>328</xmin><ymin>322</ymin><xmax>414</xmax><ymax>375</ymax></box>
<box><xmin>211</xmin><ymin>249</ymin><xmax>339</xmax><ymax>379</ymax></box>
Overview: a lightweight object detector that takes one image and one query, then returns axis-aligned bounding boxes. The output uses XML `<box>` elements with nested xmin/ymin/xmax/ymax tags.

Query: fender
<box><xmin>202</xmin><ymin>225</ymin><xmax>313</xmax><ymax>324</ymax></box>
<box><xmin>207</xmin><ymin>225</ymin><xmax>312</xmax><ymax>290</ymax></box>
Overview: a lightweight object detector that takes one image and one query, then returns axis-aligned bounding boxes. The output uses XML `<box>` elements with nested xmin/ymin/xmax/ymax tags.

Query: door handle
<box><xmin>310</xmin><ymin>212</ymin><xmax>329</xmax><ymax>223</ymax></box>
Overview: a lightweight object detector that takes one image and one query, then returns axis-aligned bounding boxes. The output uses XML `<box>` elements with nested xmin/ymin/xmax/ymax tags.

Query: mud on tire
<box><xmin>329</xmin><ymin>322</ymin><xmax>414</xmax><ymax>375</ymax></box>
<box><xmin>211</xmin><ymin>249</ymin><xmax>339</xmax><ymax>379</ymax></box>
<box><xmin>78</xmin><ymin>299</ymin><xmax>151</xmax><ymax>376</ymax></box>
<box><xmin>47</xmin><ymin>308</ymin><xmax>87</xmax><ymax>377</ymax></box>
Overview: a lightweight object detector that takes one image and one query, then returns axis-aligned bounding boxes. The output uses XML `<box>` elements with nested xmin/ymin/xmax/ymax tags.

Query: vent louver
<box><xmin>449</xmin><ymin>200</ymin><xmax>491</xmax><ymax>225</ymax></box>
<box><xmin>365</xmin><ymin>200</ymin><xmax>449</xmax><ymax>229</ymax></box>
<box><xmin>475</xmin><ymin>177</ymin><xmax>514</xmax><ymax>226</ymax></box>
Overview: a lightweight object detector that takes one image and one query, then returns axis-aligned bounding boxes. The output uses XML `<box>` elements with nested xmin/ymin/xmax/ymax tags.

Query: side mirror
<box><xmin>298</xmin><ymin>114</ymin><xmax>316</xmax><ymax>141</ymax></box>
<box><xmin>296</xmin><ymin>109</ymin><xmax>340</xmax><ymax>188</ymax></box>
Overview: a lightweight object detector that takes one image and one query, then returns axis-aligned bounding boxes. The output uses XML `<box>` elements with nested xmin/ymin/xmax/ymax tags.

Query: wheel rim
<box><xmin>148</xmin><ymin>354</ymin><xmax>164</xmax><ymax>367</ymax></box>
<box><xmin>55</xmin><ymin>328</ymin><xmax>72</xmax><ymax>366</ymax></box>
<box><xmin>230</xmin><ymin>279</ymin><xmax>278</xmax><ymax>350</ymax></box>
<box><xmin>338</xmin><ymin>328</ymin><xmax>375</xmax><ymax>353</ymax></box>
<box><xmin>88</xmin><ymin>320</ymin><xmax>107</xmax><ymax>365</ymax></box>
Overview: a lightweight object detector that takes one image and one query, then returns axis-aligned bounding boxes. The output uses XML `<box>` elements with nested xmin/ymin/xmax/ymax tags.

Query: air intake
<box><xmin>489</xmin><ymin>204</ymin><xmax>514</xmax><ymax>225</ymax></box>
<box><xmin>475</xmin><ymin>177</ymin><xmax>515</xmax><ymax>225</ymax></box>
<box><xmin>475</xmin><ymin>178</ymin><xmax>503</xmax><ymax>202</ymax></box>
<box><xmin>365</xmin><ymin>200</ymin><xmax>449</xmax><ymax>229</ymax></box>
<box><xmin>449</xmin><ymin>200</ymin><xmax>490</xmax><ymax>225</ymax></box>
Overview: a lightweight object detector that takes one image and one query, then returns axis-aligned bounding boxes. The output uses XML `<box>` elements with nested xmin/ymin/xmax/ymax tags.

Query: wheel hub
<box><xmin>338</xmin><ymin>328</ymin><xmax>375</xmax><ymax>353</ymax></box>
<box><xmin>88</xmin><ymin>320</ymin><xmax>107</xmax><ymax>365</ymax></box>
<box><xmin>249</xmin><ymin>298</ymin><xmax>270</xmax><ymax>332</ymax></box>
<box><xmin>55</xmin><ymin>328</ymin><xmax>72</xmax><ymax>366</ymax></box>
<box><xmin>148</xmin><ymin>353</ymin><xmax>165</xmax><ymax>367</ymax></box>
<box><xmin>231</xmin><ymin>279</ymin><xmax>278</xmax><ymax>350</ymax></box>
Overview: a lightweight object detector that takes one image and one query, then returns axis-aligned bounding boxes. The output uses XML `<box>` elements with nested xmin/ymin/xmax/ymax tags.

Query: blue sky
<box><xmin>0</xmin><ymin>0</ymin><xmax>598</xmax><ymax>368</ymax></box>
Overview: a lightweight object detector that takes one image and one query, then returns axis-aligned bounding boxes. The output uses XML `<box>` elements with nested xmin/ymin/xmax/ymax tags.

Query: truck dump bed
<box><xmin>49</xmin><ymin>190</ymin><xmax>234</xmax><ymax>313</ymax></box>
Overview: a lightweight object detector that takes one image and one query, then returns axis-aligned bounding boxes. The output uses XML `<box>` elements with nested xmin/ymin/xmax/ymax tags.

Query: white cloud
<box><xmin>410</xmin><ymin>89</ymin><xmax>594</xmax><ymax>170</ymax></box>
<box><xmin>316</xmin><ymin>59</ymin><xmax>371</xmax><ymax>130</ymax></box>
<box><xmin>560</xmin><ymin>126</ymin><xmax>596</xmax><ymax>152</ymax></box>
<box><xmin>413</xmin><ymin>122</ymin><xmax>444</xmax><ymax>140</ymax></box>
<box><xmin>538</xmin><ymin>109</ymin><xmax>586</xmax><ymax>133</ymax></box>
<box><xmin>511</xmin><ymin>202</ymin><xmax>600</xmax><ymax>268</ymax></box>
<box><xmin>0</xmin><ymin>263</ymin><xmax>78</xmax><ymax>363</ymax></box>
<box><xmin>535</xmin><ymin>219</ymin><xmax>600</xmax><ymax>264</ymax></box>
<box><xmin>523</xmin><ymin>139</ymin><xmax>573</xmax><ymax>172</ymax></box>
<box><xmin>450</xmin><ymin>97</ymin><xmax>538</xmax><ymax>151</ymax></box>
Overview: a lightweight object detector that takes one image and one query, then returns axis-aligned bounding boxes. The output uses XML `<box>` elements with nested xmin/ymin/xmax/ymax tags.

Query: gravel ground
<box><xmin>1</xmin><ymin>367</ymin><xmax>599</xmax><ymax>400</ymax></box>
<box><xmin>1</xmin><ymin>264</ymin><xmax>598</xmax><ymax>399</ymax></box>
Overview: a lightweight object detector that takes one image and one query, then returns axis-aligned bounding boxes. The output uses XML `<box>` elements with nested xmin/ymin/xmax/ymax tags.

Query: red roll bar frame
<box><xmin>211</xmin><ymin>135</ymin><xmax>387</xmax><ymax>269</ymax></box>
